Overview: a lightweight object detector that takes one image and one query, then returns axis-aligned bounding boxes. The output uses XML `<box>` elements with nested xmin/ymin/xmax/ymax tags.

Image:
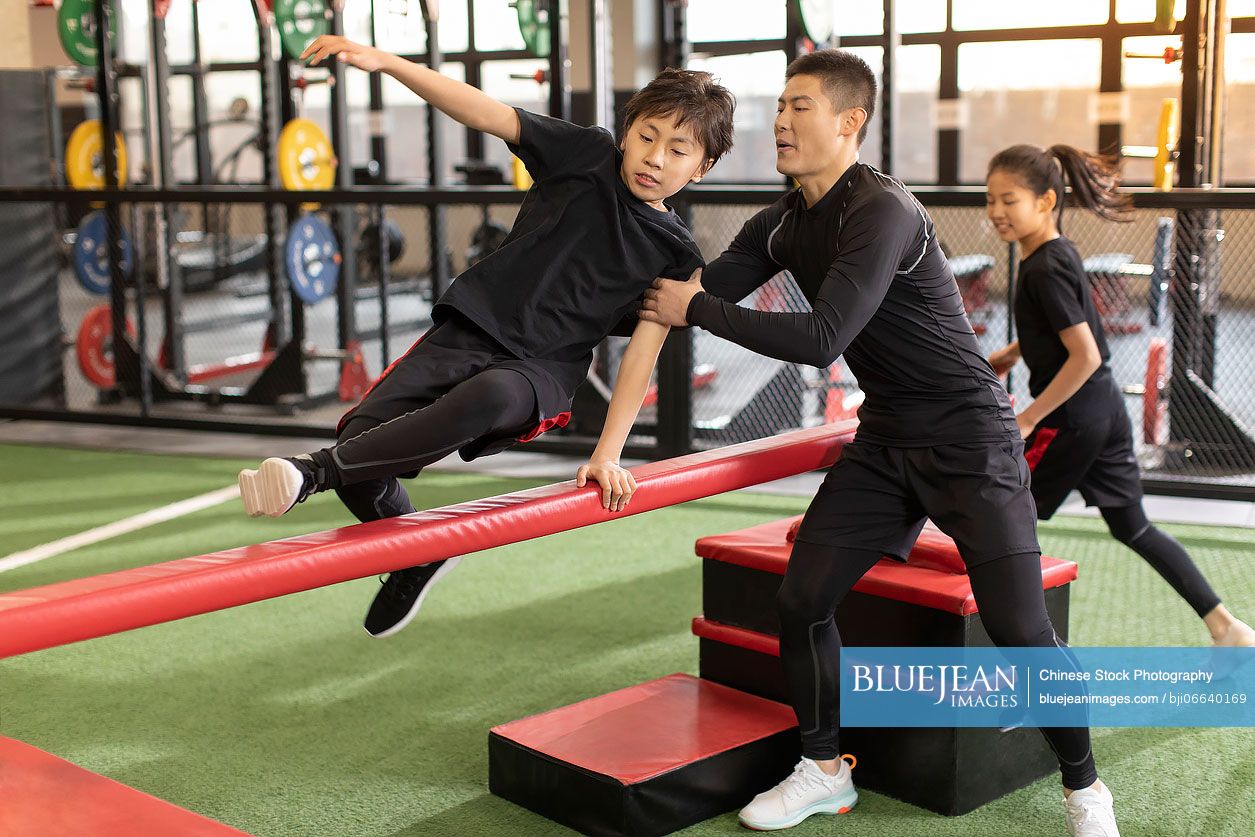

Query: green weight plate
<box><xmin>275</xmin><ymin>0</ymin><xmax>332</xmax><ymax>61</ymax></box>
<box><xmin>57</xmin><ymin>0</ymin><xmax>118</xmax><ymax>68</ymax></box>
<box><xmin>516</xmin><ymin>0</ymin><xmax>551</xmax><ymax>59</ymax></box>
<box><xmin>795</xmin><ymin>0</ymin><xmax>833</xmax><ymax>45</ymax></box>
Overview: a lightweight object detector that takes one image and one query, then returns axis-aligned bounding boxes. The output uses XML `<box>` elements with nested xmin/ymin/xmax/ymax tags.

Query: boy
<box><xmin>237</xmin><ymin>35</ymin><xmax>734</xmax><ymax>639</ymax></box>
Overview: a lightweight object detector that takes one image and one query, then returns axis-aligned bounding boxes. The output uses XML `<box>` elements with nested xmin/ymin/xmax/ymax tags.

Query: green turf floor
<box><xmin>0</xmin><ymin>444</ymin><xmax>1252</xmax><ymax>836</ymax></box>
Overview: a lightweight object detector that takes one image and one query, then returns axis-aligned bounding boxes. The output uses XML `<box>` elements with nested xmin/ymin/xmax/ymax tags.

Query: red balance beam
<box><xmin>0</xmin><ymin>420</ymin><xmax>857</xmax><ymax>659</ymax></box>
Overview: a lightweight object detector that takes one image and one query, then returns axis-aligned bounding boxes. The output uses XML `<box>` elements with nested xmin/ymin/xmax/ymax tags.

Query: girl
<box><xmin>985</xmin><ymin>143</ymin><xmax>1253</xmax><ymax>648</ymax></box>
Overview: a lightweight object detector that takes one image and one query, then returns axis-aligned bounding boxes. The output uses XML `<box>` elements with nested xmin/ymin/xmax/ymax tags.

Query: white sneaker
<box><xmin>237</xmin><ymin>456</ymin><xmax>315</xmax><ymax>518</ymax></box>
<box><xmin>1064</xmin><ymin>781</ymin><xmax>1120</xmax><ymax>837</ymax></box>
<box><xmin>1213</xmin><ymin>618</ymin><xmax>1255</xmax><ymax>647</ymax></box>
<box><xmin>738</xmin><ymin>756</ymin><xmax>858</xmax><ymax>831</ymax></box>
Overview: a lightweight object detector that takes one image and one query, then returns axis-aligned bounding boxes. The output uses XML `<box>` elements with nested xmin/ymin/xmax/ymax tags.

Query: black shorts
<box><xmin>1024</xmin><ymin>407</ymin><xmax>1143</xmax><ymax>519</ymax></box>
<box><xmin>792</xmin><ymin>438</ymin><xmax>1041</xmax><ymax>568</ymax></box>
<box><xmin>337</xmin><ymin>312</ymin><xmax>574</xmax><ymax>461</ymax></box>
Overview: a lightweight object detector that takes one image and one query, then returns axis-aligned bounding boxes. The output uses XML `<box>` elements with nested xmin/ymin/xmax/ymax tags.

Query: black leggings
<box><xmin>1100</xmin><ymin>504</ymin><xmax>1221</xmax><ymax>618</ymax></box>
<box><xmin>778</xmin><ymin>544</ymin><xmax>1098</xmax><ymax>790</ymax></box>
<box><xmin>312</xmin><ymin>367</ymin><xmax>537</xmax><ymax>524</ymax></box>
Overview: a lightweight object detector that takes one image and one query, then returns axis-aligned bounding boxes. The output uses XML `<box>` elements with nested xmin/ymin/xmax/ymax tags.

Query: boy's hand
<box><xmin>640</xmin><ymin>267</ymin><xmax>703</xmax><ymax>327</ymax></box>
<box><xmin>576</xmin><ymin>460</ymin><xmax>638</xmax><ymax>512</ymax></box>
<box><xmin>301</xmin><ymin>35</ymin><xmax>387</xmax><ymax>73</ymax></box>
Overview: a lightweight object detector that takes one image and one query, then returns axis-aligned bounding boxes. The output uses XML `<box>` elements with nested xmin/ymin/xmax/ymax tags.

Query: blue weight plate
<box><xmin>73</xmin><ymin>210</ymin><xmax>134</xmax><ymax>295</ymax></box>
<box><xmin>285</xmin><ymin>214</ymin><xmax>341</xmax><ymax>305</ymax></box>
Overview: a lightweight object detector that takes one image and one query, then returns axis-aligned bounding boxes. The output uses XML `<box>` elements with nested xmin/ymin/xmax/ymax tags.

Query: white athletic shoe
<box><xmin>237</xmin><ymin>456</ymin><xmax>316</xmax><ymax>518</ymax></box>
<box><xmin>1064</xmin><ymin>781</ymin><xmax>1120</xmax><ymax>837</ymax></box>
<box><xmin>1213</xmin><ymin>618</ymin><xmax>1255</xmax><ymax>647</ymax></box>
<box><xmin>738</xmin><ymin>756</ymin><xmax>858</xmax><ymax>831</ymax></box>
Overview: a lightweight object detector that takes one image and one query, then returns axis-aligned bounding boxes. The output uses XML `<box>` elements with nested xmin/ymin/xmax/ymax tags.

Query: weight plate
<box><xmin>795</xmin><ymin>0</ymin><xmax>833</xmax><ymax>45</ymax></box>
<box><xmin>1143</xmin><ymin>338</ymin><xmax>1168</xmax><ymax>446</ymax></box>
<box><xmin>285</xmin><ymin>215</ymin><xmax>341</xmax><ymax>304</ymax></box>
<box><xmin>516</xmin><ymin>0</ymin><xmax>551</xmax><ymax>58</ymax></box>
<box><xmin>76</xmin><ymin>303</ymin><xmax>133</xmax><ymax>389</ymax></box>
<box><xmin>57</xmin><ymin>0</ymin><xmax>117</xmax><ymax>68</ymax></box>
<box><xmin>278</xmin><ymin>118</ymin><xmax>336</xmax><ymax>191</ymax></box>
<box><xmin>65</xmin><ymin>119</ymin><xmax>128</xmax><ymax>189</ymax></box>
<box><xmin>275</xmin><ymin>0</ymin><xmax>332</xmax><ymax>61</ymax></box>
<box><xmin>73</xmin><ymin>210</ymin><xmax>134</xmax><ymax>294</ymax></box>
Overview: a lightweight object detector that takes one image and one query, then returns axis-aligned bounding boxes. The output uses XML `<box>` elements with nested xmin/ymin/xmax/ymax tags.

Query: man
<box><xmin>639</xmin><ymin>50</ymin><xmax>1119</xmax><ymax>836</ymax></box>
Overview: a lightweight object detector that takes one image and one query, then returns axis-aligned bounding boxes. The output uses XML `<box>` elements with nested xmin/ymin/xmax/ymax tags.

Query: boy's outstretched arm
<box><xmin>576</xmin><ymin>319</ymin><xmax>672</xmax><ymax>512</ymax></box>
<box><xmin>301</xmin><ymin>36</ymin><xmax>520</xmax><ymax>143</ymax></box>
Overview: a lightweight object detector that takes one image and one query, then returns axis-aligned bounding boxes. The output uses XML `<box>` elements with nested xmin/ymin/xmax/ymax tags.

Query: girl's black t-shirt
<box><xmin>1014</xmin><ymin>236</ymin><xmax>1120</xmax><ymax>428</ymax></box>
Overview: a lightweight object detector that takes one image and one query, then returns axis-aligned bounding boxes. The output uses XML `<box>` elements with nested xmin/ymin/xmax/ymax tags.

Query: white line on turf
<box><xmin>0</xmin><ymin>485</ymin><xmax>240</xmax><ymax>574</ymax></box>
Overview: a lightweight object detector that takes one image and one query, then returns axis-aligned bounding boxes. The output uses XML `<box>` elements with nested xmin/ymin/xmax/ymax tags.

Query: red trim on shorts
<box><xmin>516</xmin><ymin>410</ymin><xmax>572</xmax><ymax>443</ymax></box>
<box><xmin>336</xmin><ymin>328</ymin><xmax>433</xmax><ymax>435</ymax></box>
<box><xmin>1024</xmin><ymin>427</ymin><xmax>1059</xmax><ymax>472</ymax></box>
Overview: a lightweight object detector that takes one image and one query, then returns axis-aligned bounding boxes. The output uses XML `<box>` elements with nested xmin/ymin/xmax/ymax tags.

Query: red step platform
<box><xmin>0</xmin><ymin>736</ymin><xmax>250</xmax><ymax>836</ymax></box>
<box><xmin>489</xmin><ymin>673</ymin><xmax>799</xmax><ymax>837</ymax></box>
<box><xmin>694</xmin><ymin>516</ymin><xmax>1079</xmax><ymax>815</ymax></box>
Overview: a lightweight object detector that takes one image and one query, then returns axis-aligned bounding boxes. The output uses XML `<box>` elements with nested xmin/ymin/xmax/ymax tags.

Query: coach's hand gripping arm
<box><xmin>301</xmin><ymin>36</ymin><xmax>521</xmax><ymax>143</ymax></box>
<box><xmin>643</xmin><ymin>194</ymin><xmax>915</xmax><ymax>368</ymax></box>
<box><xmin>576</xmin><ymin>320</ymin><xmax>672</xmax><ymax>512</ymax></box>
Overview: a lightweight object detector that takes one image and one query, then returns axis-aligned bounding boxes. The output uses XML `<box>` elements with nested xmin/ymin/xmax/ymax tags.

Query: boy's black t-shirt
<box><xmin>434</xmin><ymin>108</ymin><xmax>703</xmax><ymax>395</ymax></box>
<box><xmin>1014</xmin><ymin>236</ymin><xmax>1118</xmax><ymax>428</ymax></box>
<box><xmin>687</xmin><ymin>162</ymin><xmax>1018</xmax><ymax>447</ymax></box>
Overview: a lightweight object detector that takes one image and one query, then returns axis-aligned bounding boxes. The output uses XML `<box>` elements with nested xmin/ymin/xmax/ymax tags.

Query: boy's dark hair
<box><xmin>785</xmin><ymin>50</ymin><xmax>877</xmax><ymax>145</ymax></box>
<box><xmin>988</xmin><ymin>144</ymin><xmax>1133</xmax><ymax>231</ymax></box>
<box><xmin>620</xmin><ymin>68</ymin><xmax>735</xmax><ymax>165</ymax></box>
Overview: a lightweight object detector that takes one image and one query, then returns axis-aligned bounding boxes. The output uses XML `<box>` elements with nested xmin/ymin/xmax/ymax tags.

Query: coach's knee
<box><xmin>776</xmin><ymin>581</ymin><xmax>833</xmax><ymax>630</ymax></box>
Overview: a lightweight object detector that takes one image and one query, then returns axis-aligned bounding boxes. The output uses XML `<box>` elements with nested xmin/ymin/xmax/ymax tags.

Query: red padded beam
<box><xmin>0</xmin><ymin>421</ymin><xmax>857</xmax><ymax>659</ymax></box>
<box><xmin>0</xmin><ymin>737</ymin><xmax>250</xmax><ymax>836</ymax></box>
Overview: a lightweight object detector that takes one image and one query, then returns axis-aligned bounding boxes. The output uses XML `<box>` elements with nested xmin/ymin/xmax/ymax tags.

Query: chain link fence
<box><xmin>682</xmin><ymin>193</ymin><xmax>1255</xmax><ymax>492</ymax></box>
<box><xmin>2</xmin><ymin>188</ymin><xmax>1254</xmax><ymax>494</ymax></box>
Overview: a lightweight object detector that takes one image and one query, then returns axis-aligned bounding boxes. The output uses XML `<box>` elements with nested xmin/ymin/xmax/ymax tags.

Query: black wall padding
<box><xmin>0</xmin><ymin>70</ymin><xmax>62</xmax><ymax>406</ymax></box>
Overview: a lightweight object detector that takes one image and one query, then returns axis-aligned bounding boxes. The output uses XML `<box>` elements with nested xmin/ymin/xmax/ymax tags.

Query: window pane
<box><xmin>687</xmin><ymin>51</ymin><xmax>787</xmax><ymax>182</ymax></box>
<box><xmin>161</xmin><ymin>0</ymin><xmax>195</xmax><ymax>66</ymax></box>
<box><xmin>117</xmin><ymin>0</ymin><xmax>151</xmax><ymax>66</ymax></box>
<box><xmin>474</xmin><ymin>0</ymin><xmax>527</xmax><ymax>51</ymax></box>
<box><xmin>687</xmin><ymin>0</ymin><xmax>785</xmax><ymax>42</ymax></box>
<box><xmin>375</xmin><ymin>0</ymin><xmax>429</xmax><ymax>54</ymax></box>
<box><xmin>898</xmin><ymin>0</ymin><xmax>948</xmax><ymax>34</ymax></box>
<box><xmin>376</xmin><ymin>63</ymin><xmax>467</xmax><ymax>182</ymax></box>
<box><xmin>1117</xmin><ymin>0</ymin><xmax>1161</xmax><ymax>23</ymax></box>
<box><xmin>958</xmin><ymin>40</ymin><xmax>1101</xmax><ymax>183</ymax></box>
<box><xmin>1223</xmin><ymin>33</ymin><xmax>1255</xmax><ymax>181</ymax></box>
<box><xmin>835</xmin><ymin>1</ymin><xmax>882</xmax><ymax>37</ymax></box>
<box><xmin>341</xmin><ymin>0</ymin><xmax>374</xmax><ymax>42</ymax></box>
<box><xmin>435</xmin><ymin>1</ymin><xmax>470</xmax><ymax>53</ymax></box>
<box><xmin>897</xmin><ymin>44</ymin><xmax>940</xmax><ymax>183</ymax></box>
<box><xmin>952</xmin><ymin>0</ymin><xmax>1108</xmax><ymax>30</ymax></box>
<box><xmin>837</xmin><ymin>0</ymin><xmax>947</xmax><ymax>37</ymax></box>
<box><xmin>198</xmin><ymin>0</ymin><xmax>259</xmax><ymax>63</ymax></box>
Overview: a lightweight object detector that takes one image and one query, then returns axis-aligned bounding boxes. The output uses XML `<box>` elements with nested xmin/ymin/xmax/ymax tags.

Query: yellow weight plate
<box><xmin>1153</xmin><ymin>98</ymin><xmax>1178</xmax><ymax>192</ymax></box>
<box><xmin>278</xmin><ymin>118</ymin><xmax>337</xmax><ymax>191</ymax></box>
<box><xmin>65</xmin><ymin>119</ymin><xmax>128</xmax><ymax>189</ymax></box>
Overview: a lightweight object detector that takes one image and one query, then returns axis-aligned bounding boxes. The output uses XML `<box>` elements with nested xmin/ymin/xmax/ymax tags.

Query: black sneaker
<box><xmin>363</xmin><ymin>557</ymin><xmax>463</xmax><ymax>638</ymax></box>
<box><xmin>238</xmin><ymin>455</ymin><xmax>321</xmax><ymax>518</ymax></box>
